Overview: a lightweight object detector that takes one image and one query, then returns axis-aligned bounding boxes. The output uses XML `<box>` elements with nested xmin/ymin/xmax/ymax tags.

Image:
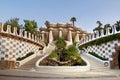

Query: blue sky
<box><xmin>0</xmin><ymin>0</ymin><xmax>120</xmax><ymax>32</ymax></box>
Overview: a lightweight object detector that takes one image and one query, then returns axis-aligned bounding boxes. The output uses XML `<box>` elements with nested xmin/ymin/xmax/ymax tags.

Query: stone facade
<box><xmin>82</xmin><ymin>40</ymin><xmax>118</xmax><ymax>61</ymax></box>
<box><xmin>39</xmin><ymin>23</ymin><xmax>87</xmax><ymax>43</ymax></box>
<box><xmin>0</xmin><ymin>23</ymin><xmax>44</xmax><ymax>69</ymax></box>
<box><xmin>78</xmin><ymin>25</ymin><xmax>120</xmax><ymax>69</ymax></box>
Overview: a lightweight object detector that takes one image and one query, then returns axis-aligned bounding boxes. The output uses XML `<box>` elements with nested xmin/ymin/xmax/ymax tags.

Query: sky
<box><xmin>0</xmin><ymin>0</ymin><xmax>120</xmax><ymax>33</ymax></box>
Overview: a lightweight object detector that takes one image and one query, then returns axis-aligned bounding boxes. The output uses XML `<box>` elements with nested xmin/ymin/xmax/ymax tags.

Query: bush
<box><xmin>48</xmin><ymin>50</ymin><xmax>58</xmax><ymax>58</ymax></box>
<box><xmin>39</xmin><ymin>47</ymin><xmax>43</xmax><ymax>50</ymax></box>
<box><xmin>56</xmin><ymin>37</ymin><xmax>66</xmax><ymax>49</ymax></box>
<box><xmin>44</xmin><ymin>40</ymin><xmax>48</xmax><ymax>46</ymax></box>
<box><xmin>88</xmin><ymin>52</ymin><xmax>108</xmax><ymax>60</ymax></box>
<box><xmin>16</xmin><ymin>52</ymin><xmax>34</xmax><ymax>61</ymax></box>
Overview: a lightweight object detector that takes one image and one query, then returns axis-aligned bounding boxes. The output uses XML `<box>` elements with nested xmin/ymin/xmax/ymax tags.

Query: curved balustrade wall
<box><xmin>77</xmin><ymin>25</ymin><xmax>120</xmax><ymax>69</ymax></box>
<box><xmin>78</xmin><ymin>25</ymin><xmax>120</xmax><ymax>46</ymax></box>
<box><xmin>0</xmin><ymin>23</ymin><xmax>44</xmax><ymax>62</ymax></box>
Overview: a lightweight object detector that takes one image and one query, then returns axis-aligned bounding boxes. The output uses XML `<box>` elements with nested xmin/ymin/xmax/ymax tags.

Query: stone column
<box><xmin>113</xmin><ymin>25</ymin><xmax>117</xmax><ymax>34</ymax></box>
<box><xmin>49</xmin><ymin>28</ymin><xmax>53</xmax><ymax>43</ymax></box>
<box><xmin>59</xmin><ymin>28</ymin><xmax>62</xmax><ymax>38</ymax></box>
<box><xmin>68</xmin><ymin>28</ymin><xmax>72</xmax><ymax>42</ymax></box>
<box><xmin>95</xmin><ymin>31</ymin><xmax>99</xmax><ymax>38</ymax></box>
<box><xmin>24</xmin><ymin>31</ymin><xmax>27</xmax><ymax>38</ymax></box>
<box><xmin>74</xmin><ymin>31</ymin><xmax>80</xmax><ymax>42</ymax></box>
<box><xmin>100</xmin><ymin>29</ymin><xmax>104</xmax><ymax>37</ymax></box>
<box><xmin>13</xmin><ymin>27</ymin><xmax>18</xmax><ymax>35</ymax></box>
<box><xmin>41</xmin><ymin>31</ymin><xmax>45</xmax><ymax>41</ymax></box>
<box><xmin>6</xmin><ymin>25</ymin><xmax>11</xmax><ymax>33</ymax></box>
<box><xmin>106</xmin><ymin>27</ymin><xmax>111</xmax><ymax>35</ymax></box>
<box><xmin>88</xmin><ymin>34</ymin><xmax>92</xmax><ymax>41</ymax></box>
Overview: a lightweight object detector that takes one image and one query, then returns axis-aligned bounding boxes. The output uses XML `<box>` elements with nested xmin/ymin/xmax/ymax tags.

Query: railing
<box><xmin>77</xmin><ymin>26</ymin><xmax>120</xmax><ymax>46</ymax></box>
<box><xmin>0</xmin><ymin>24</ymin><xmax>45</xmax><ymax>47</ymax></box>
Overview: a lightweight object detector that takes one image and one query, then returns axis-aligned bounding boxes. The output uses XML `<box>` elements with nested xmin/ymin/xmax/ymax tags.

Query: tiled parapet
<box><xmin>0</xmin><ymin>24</ymin><xmax>45</xmax><ymax>62</ymax></box>
<box><xmin>0</xmin><ymin>24</ymin><xmax>45</xmax><ymax>46</ymax></box>
<box><xmin>78</xmin><ymin>25</ymin><xmax>120</xmax><ymax>46</ymax></box>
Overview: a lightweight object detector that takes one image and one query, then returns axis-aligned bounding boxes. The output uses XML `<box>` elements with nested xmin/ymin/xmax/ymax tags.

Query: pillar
<box><xmin>106</xmin><ymin>27</ymin><xmax>111</xmax><ymax>35</ymax></box>
<box><xmin>100</xmin><ymin>29</ymin><xmax>104</xmax><ymax>37</ymax></box>
<box><xmin>49</xmin><ymin>29</ymin><xmax>53</xmax><ymax>43</ymax></box>
<box><xmin>113</xmin><ymin>25</ymin><xmax>117</xmax><ymax>34</ymax></box>
<box><xmin>89</xmin><ymin>34</ymin><xmax>92</xmax><ymax>41</ymax></box>
<box><xmin>13</xmin><ymin>27</ymin><xmax>18</xmax><ymax>35</ymax></box>
<box><xmin>59</xmin><ymin>28</ymin><xmax>62</xmax><ymax>38</ymax></box>
<box><xmin>41</xmin><ymin>31</ymin><xmax>45</xmax><ymax>41</ymax></box>
<box><xmin>68</xmin><ymin>28</ymin><xmax>72</xmax><ymax>42</ymax></box>
<box><xmin>74</xmin><ymin>31</ymin><xmax>80</xmax><ymax>42</ymax></box>
<box><xmin>6</xmin><ymin>25</ymin><xmax>11</xmax><ymax>33</ymax></box>
<box><xmin>96</xmin><ymin>31</ymin><xmax>99</xmax><ymax>38</ymax></box>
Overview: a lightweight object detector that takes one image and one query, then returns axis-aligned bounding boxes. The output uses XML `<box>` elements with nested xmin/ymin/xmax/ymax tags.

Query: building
<box><xmin>39</xmin><ymin>23</ymin><xmax>87</xmax><ymax>44</ymax></box>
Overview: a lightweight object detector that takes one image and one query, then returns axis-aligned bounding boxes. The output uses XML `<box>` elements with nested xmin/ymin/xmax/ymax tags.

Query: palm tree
<box><xmin>45</xmin><ymin>21</ymin><xmax>50</xmax><ymax>26</ymax></box>
<box><xmin>104</xmin><ymin>24</ymin><xmax>112</xmax><ymax>34</ymax></box>
<box><xmin>70</xmin><ymin>17</ymin><xmax>76</xmax><ymax>27</ymax></box>
<box><xmin>93</xmin><ymin>21</ymin><xmax>103</xmax><ymax>36</ymax></box>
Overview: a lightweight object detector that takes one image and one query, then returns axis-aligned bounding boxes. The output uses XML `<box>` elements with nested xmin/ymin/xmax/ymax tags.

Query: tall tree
<box><xmin>3</xmin><ymin>18</ymin><xmax>22</xmax><ymax>32</ymax></box>
<box><xmin>104</xmin><ymin>24</ymin><xmax>112</xmax><ymax>34</ymax></box>
<box><xmin>45</xmin><ymin>20</ymin><xmax>50</xmax><ymax>26</ymax></box>
<box><xmin>70</xmin><ymin>17</ymin><xmax>76</xmax><ymax>27</ymax></box>
<box><xmin>24</xmin><ymin>20</ymin><xmax>37</xmax><ymax>34</ymax></box>
<box><xmin>93</xmin><ymin>21</ymin><xmax>103</xmax><ymax>36</ymax></box>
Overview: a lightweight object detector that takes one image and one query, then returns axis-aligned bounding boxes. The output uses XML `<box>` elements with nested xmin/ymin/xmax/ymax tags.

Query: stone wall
<box><xmin>0</xmin><ymin>23</ymin><xmax>45</xmax><ymax>69</ymax></box>
<box><xmin>80</xmin><ymin>40</ymin><xmax>120</xmax><ymax>69</ymax></box>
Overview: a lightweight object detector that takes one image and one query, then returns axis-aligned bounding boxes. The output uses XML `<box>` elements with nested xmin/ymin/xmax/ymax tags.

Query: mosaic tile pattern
<box><xmin>0</xmin><ymin>36</ymin><xmax>41</xmax><ymax>61</ymax></box>
<box><xmin>81</xmin><ymin>40</ymin><xmax>120</xmax><ymax>61</ymax></box>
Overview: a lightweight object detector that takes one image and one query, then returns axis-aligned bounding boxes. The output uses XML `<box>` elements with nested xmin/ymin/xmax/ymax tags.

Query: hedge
<box><xmin>16</xmin><ymin>52</ymin><xmax>34</xmax><ymax>61</ymax></box>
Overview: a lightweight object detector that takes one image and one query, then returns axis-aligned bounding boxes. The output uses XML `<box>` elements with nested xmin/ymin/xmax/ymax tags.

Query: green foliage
<box><xmin>44</xmin><ymin>40</ymin><xmax>48</xmax><ymax>46</ymax></box>
<box><xmin>70</xmin><ymin>17</ymin><xmax>76</xmax><ymax>27</ymax></box>
<box><xmin>24</xmin><ymin>20</ymin><xmax>37</xmax><ymax>34</ymax></box>
<box><xmin>3</xmin><ymin>18</ymin><xmax>22</xmax><ymax>32</ymax></box>
<box><xmin>39</xmin><ymin>61</ymin><xmax>47</xmax><ymax>66</ymax></box>
<box><xmin>56</xmin><ymin>37</ymin><xmax>66</xmax><ymax>49</ymax></box>
<box><xmin>89</xmin><ymin>52</ymin><xmax>108</xmax><ymax>60</ymax></box>
<box><xmin>66</xmin><ymin>45</ymin><xmax>79</xmax><ymax>59</ymax></box>
<box><xmin>39</xmin><ymin>47</ymin><xmax>43</xmax><ymax>50</ymax></box>
<box><xmin>76</xmin><ymin>56</ymin><xmax>86</xmax><ymax>66</ymax></box>
<box><xmin>49</xmin><ymin>50</ymin><xmax>58</xmax><ymax>58</ymax></box>
<box><xmin>79</xmin><ymin>33</ymin><xmax>120</xmax><ymax>50</ymax></box>
<box><xmin>16</xmin><ymin>52</ymin><xmax>34</xmax><ymax>61</ymax></box>
<box><xmin>45</xmin><ymin>21</ymin><xmax>50</xmax><ymax>26</ymax></box>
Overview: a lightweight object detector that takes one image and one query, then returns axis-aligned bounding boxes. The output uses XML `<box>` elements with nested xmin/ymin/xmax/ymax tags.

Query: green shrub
<box><xmin>39</xmin><ymin>61</ymin><xmax>46</xmax><ymax>66</ymax></box>
<box><xmin>56</xmin><ymin>37</ymin><xmax>66</xmax><ymax>49</ymax></box>
<box><xmin>44</xmin><ymin>40</ymin><xmax>48</xmax><ymax>46</ymax></box>
<box><xmin>66</xmin><ymin>45</ymin><xmax>79</xmax><ymax>59</ymax></box>
<box><xmin>48</xmin><ymin>50</ymin><xmax>58</xmax><ymax>58</ymax></box>
<box><xmin>16</xmin><ymin>52</ymin><xmax>34</xmax><ymax>61</ymax></box>
<box><xmin>39</xmin><ymin>47</ymin><xmax>43</xmax><ymax>50</ymax></box>
<box><xmin>88</xmin><ymin>52</ymin><xmax>108</xmax><ymax>60</ymax></box>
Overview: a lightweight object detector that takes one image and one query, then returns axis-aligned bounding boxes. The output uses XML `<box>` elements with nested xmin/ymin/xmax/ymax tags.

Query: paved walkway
<box><xmin>18</xmin><ymin>55</ymin><xmax>43</xmax><ymax>70</ymax></box>
<box><xmin>81</xmin><ymin>54</ymin><xmax>111</xmax><ymax>72</ymax></box>
<box><xmin>18</xmin><ymin>42</ymin><xmax>56</xmax><ymax>70</ymax></box>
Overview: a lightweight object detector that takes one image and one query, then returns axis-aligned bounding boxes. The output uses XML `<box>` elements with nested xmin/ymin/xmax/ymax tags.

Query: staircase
<box><xmin>18</xmin><ymin>42</ymin><xmax>56</xmax><ymax>70</ymax></box>
<box><xmin>81</xmin><ymin>54</ymin><xmax>111</xmax><ymax>73</ymax></box>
